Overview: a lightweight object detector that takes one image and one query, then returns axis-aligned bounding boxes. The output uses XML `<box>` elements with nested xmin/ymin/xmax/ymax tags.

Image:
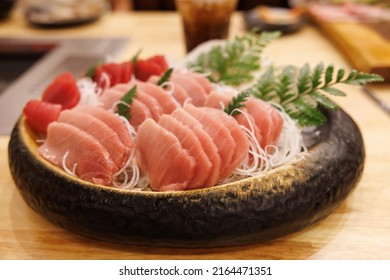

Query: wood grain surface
<box><xmin>1</xmin><ymin>11</ymin><xmax>389</xmax><ymax>260</ymax></box>
<box><xmin>310</xmin><ymin>17</ymin><xmax>390</xmax><ymax>82</ymax></box>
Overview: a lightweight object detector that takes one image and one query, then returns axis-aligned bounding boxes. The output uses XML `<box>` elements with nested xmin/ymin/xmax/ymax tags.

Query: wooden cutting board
<box><xmin>311</xmin><ymin>17</ymin><xmax>390</xmax><ymax>81</ymax></box>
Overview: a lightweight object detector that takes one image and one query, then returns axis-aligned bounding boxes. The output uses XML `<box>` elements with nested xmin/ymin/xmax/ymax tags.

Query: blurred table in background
<box><xmin>0</xmin><ymin>9</ymin><xmax>390</xmax><ymax>260</ymax></box>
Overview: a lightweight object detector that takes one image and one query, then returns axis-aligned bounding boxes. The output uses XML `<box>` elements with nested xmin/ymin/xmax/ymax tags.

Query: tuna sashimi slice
<box><xmin>263</xmin><ymin>102</ymin><xmax>284</xmax><ymax>145</ymax></box>
<box><xmin>129</xmin><ymin>99</ymin><xmax>152</xmax><ymax>128</ymax></box>
<box><xmin>136</xmin><ymin>118</ymin><xmax>196</xmax><ymax>191</ymax></box>
<box><xmin>205</xmin><ymin>90</ymin><xmax>235</xmax><ymax>110</ymax></box>
<box><xmin>185</xmin><ymin>71</ymin><xmax>213</xmax><ymax>94</ymax></box>
<box><xmin>135</xmin><ymin>81</ymin><xmax>178</xmax><ymax>114</ymax></box>
<box><xmin>171</xmin><ymin>71</ymin><xmax>208</xmax><ymax>106</ymax></box>
<box><xmin>113</xmin><ymin>83</ymin><xmax>164</xmax><ymax>121</ymax></box>
<box><xmin>98</xmin><ymin>88</ymin><xmax>124</xmax><ymax>110</ymax></box>
<box><xmin>57</xmin><ymin>110</ymin><xmax>130</xmax><ymax>169</ymax></box>
<box><xmin>73</xmin><ymin>105</ymin><xmax>134</xmax><ymax>151</ymax></box>
<box><xmin>184</xmin><ymin>104</ymin><xmax>235</xmax><ymax>180</ymax></box>
<box><xmin>171</xmin><ymin>83</ymin><xmax>191</xmax><ymax>105</ymax></box>
<box><xmin>99</xmin><ymin>85</ymin><xmax>153</xmax><ymax>128</ymax></box>
<box><xmin>171</xmin><ymin>108</ymin><xmax>221</xmax><ymax>187</ymax></box>
<box><xmin>210</xmin><ymin>108</ymin><xmax>249</xmax><ymax>177</ymax></box>
<box><xmin>244</xmin><ymin>98</ymin><xmax>279</xmax><ymax>148</ymax></box>
<box><xmin>39</xmin><ymin>122</ymin><xmax>117</xmax><ymax>185</ymax></box>
<box><xmin>158</xmin><ymin>114</ymin><xmax>212</xmax><ymax>189</ymax></box>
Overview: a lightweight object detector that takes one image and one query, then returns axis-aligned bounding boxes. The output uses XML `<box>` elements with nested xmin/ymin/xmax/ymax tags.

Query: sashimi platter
<box><xmin>8</xmin><ymin>32</ymin><xmax>383</xmax><ymax>247</ymax></box>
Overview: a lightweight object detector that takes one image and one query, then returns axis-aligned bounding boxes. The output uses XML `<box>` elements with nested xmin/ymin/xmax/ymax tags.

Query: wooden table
<box><xmin>1</xmin><ymin>10</ymin><xmax>390</xmax><ymax>260</ymax></box>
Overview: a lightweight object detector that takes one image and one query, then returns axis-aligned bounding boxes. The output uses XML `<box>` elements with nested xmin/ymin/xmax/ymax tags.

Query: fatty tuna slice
<box><xmin>244</xmin><ymin>98</ymin><xmax>281</xmax><ymax>148</ymax></box>
<box><xmin>148</xmin><ymin>74</ymin><xmax>191</xmax><ymax>105</ymax></box>
<box><xmin>184</xmin><ymin>104</ymin><xmax>235</xmax><ymax>180</ymax></box>
<box><xmin>113</xmin><ymin>83</ymin><xmax>163</xmax><ymax>121</ymax></box>
<box><xmin>171</xmin><ymin>83</ymin><xmax>191</xmax><ymax>105</ymax></box>
<box><xmin>73</xmin><ymin>105</ymin><xmax>134</xmax><ymax>151</ymax></box>
<box><xmin>186</xmin><ymin>71</ymin><xmax>213</xmax><ymax>94</ymax></box>
<box><xmin>135</xmin><ymin>81</ymin><xmax>178</xmax><ymax>114</ymax></box>
<box><xmin>171</xmin><ymin>108</ymin><xmax>221</xmax><ymax>187</ymax></box>
<box><xmin>39</xmin><ymin>122</ymin><xmax>117</xmax><ymax>185</ymax></box>
<box><xmin>57</xmin><ymin>109</ymin><xmax>130</xmax><ymax>169</ymax></box>
<box><xmin>136</xmin><ymin>118</ymin><xmax>196</xmax><ymax>191</ymax></box>
<box><xmin>263</xmin><ymin>102</ymin><xmax>284</xmax><ymax>145</ymax></box>
<box><xmin>171</xmin><ymin>71</ymin><xmax>208</xmax><ymax>106</ymax></box>
<box><xmin>210</xmin><ymin>108</ymin><xmax>250</xmax><ymax>178</ymax></box>
<box><xmin>158</xmin><ymin>114</ymin><xmax>212</xmax><ymax>189</ymax></box>
<box><xmin>98</xmin><ymin>88</ymin><xmax>124</xmax><ymax>111</ymax></box>
<box><xmin>205</xmin><ymin>90</ymin><xmax>234</xmax><ymax>110</ymax></box>
<box><xmin>128</xmin><ymin>99</ymin><xmax>152</xmax><ymax>128</ymax></box>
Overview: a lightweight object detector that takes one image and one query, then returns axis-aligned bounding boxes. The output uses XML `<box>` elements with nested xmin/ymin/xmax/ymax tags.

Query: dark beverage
<box><xmin>176</xmin><ymin>0</ymin><xmax>237</xmax><ymax>52</ymax></box>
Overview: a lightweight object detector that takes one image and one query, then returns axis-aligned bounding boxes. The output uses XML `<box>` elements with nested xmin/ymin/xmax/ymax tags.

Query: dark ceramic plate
<box><xmin>8</xmin><ymin>107</ymin><xmax>364</xmax><ymax>248</ymax></box>
<box><xmin>25</xmin><ymin>5</ymin><xmax>105</xmax><ymax>28</ymax></box>
<box><xmin>244</xmin><ymin>8</ymin><xmax>304</xmax><ymax>33</ymax></box>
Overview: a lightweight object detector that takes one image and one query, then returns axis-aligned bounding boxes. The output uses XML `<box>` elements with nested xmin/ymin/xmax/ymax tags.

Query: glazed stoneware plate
<box><xmin>8</xmin><ymin>106</ymin><xmax>364</xmax><ymax>247</ymax></box>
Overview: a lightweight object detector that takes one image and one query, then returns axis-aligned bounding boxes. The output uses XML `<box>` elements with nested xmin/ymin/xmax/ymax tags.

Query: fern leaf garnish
<box><xmin>117</xmin><ymin>86</ymin><xmax>137</xmax><ymax>119</ymax></box>
<box><xmin>188</xmin><ymin>31</ymin><xmax>281</xmax><ymax>86</ymax></box>
<box><xmin>224</xmin><ymin>89</ymin><xmax>253</xmax><ymax>116</ymax></box>
<box><xmin>251</xmin><ymin>63</ymin><xmax>384</xmax><ymax>126</ymax></box>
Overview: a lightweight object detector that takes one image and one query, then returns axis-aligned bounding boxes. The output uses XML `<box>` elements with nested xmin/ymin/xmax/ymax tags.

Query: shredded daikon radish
<box><xmin>76</xmin><ymin>77</ymin><xmax>102</xmax><ymax>107</ymax></box>
<box><xmin>111</xmin><ymin>115</ymin><xmax>149</xmax><ymax>191</ymax></box>
<box><xmin>160</xmin><ymin>81</ymin><xmax>175</xmax><ymax>95</ymax></box>
<box><xmin>62</xmin><ymin>150</ymin><xmax>77</xmax><ymax>177</ymax></box>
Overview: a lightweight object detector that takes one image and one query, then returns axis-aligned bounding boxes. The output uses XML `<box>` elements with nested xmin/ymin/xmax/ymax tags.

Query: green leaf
<box><xmin>277</xmin><ymin>66</ymin><xmax>297</xmax><ymax>103</ymax></box>
<box><xmin>336</xmin><ymin>68</ymin><xmax>345</xmax><ymax>82</ymax></box>
<box><xmin>291</xmin><ymin>99</ymin><xmax>327</xmax><ymax>126</ymax></box>
<box><xmin>157</xmin><ymin>68</ymin><xmax>173</xmax><ymax>86</ymax></box>
<box><xmin>297</xmin><ymin>63</ymin><xmax>312</xmax><ymax>94</ymax></box>
<box><xmin>321</xmin><ymin>86</ymin><xmax>347</xmax><ymax>96</ymax></box>
<box><xmin>325</xmin><ymin>64</ymin><xmax>334</xmax><ymax>85</ymax></box>
<box><xmin>310</xmin><ymin>91</ymin><xmax>338</xmax><ymax>110</ymax></box>
<box><xmin>343</xmin><ymin>72</ymin><xmax>384</xmax><ymax>85</ymax></box>
<box><xmin>311</xmin><ymin>63</ymin><xmax>324</xmax><ymax>88</ymax></box>
<box><xmin>131</xmin><ymin>49</ymin><xmax>142</xmax><ymax>66</ymax></box>
<box><xmin>85</xmin><ymin>64</ymin><xmax>98</xmax><ymax>78</ymax></box>
<box><xmin>117</xmin><ymin>86</ymin><xmax>137</xmax><ymax>119</ymax></box>
<box><xmin>224</xmin><ymin>89</ymin><xmax>252</xmax><ymax>116</ymax></box>
<box><xmin>254</xmin><ymin>66</ymin><xmax>278</xmax><ymax>101</ymax></box>
<box><xmin>188</xmin><ymin>31</ymin><xmax>281</xmax><ymax>85</ymax></box>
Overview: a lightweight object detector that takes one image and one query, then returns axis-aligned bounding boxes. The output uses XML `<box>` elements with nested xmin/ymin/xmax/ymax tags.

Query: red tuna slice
<box><xmin>136</xmin><ymin>118</ymin><xmax>196</xmax><ymax>191</ymax></box>
<box><xmin>39</xmin><ymin>122</ymin><xmax>117</xmax><ymax>186</ymax></box>
<box><xmin>244</xmin><ymin>98</ymin><xmax>277</xmax><ymax>149</ymax></box>
<box><xmin>171</xmin><ymin>71</ymin><xmax>208</xmax><ymax>106</ymax></box>
<box><xmin>186</xmin><ymin>71</ymin><xmax>213</xmax><ymax>94</ymax></box>
<box><xmin>171</xmin><ymin>108</ymin><xmax>221</xmax><ymax>187</ymax></box>
<box><xmin>135</xmin><ymin>81</ymin><xmax>179</xmax><ymax>114</ymax></box>
<box><xmin>158</xmin><ymin>115</ymin><xmax>212</xmax><ymax>189</ymax></box>
<box><xmin>114</xmin><ymin>83</ymin><xmax>163</xmax><ymax>122</ymax></box>
<box><xmin>73</xmin><ymin>105</ymin><xmax>134</xmax><ymax>151</ymax></box>
<box><xmin>184</xmin><ymin>104</ymin><xmax>235</xmax><ymax>180</ymax></box>
<box><xmin>57</xmin><ymin>110</ymin><xmax>130</xmax><ymax>169</ymax></box>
